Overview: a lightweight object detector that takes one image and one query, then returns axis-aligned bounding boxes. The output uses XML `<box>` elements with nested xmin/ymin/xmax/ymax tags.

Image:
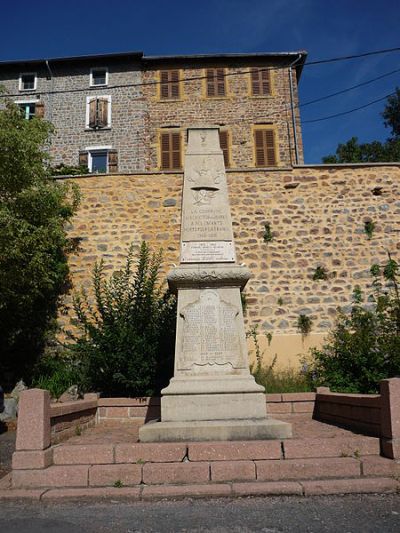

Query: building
<box><xmin>0</xmin><ymin>50</ymin><xmax>306</xmax><ymax>172</ymax></box>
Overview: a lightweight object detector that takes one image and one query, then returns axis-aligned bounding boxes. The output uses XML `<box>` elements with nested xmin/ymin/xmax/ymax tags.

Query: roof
<box><xmin>0</xmin><ymin>50</ymin><xmax>307</xmax><ymax>79</ymax></box>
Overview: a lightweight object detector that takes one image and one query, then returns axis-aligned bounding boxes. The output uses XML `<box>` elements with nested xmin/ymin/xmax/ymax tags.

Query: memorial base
<box><xmin>139</xmin><ymin>418</ymin><xmax>292</xmax><ymax>442</ymax></box>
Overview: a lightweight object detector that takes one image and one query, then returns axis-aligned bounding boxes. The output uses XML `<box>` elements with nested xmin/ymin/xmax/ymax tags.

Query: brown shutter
<box><xmin>216</xmin><ymin>68</ymin><xmax>226</xmax><ymax>96</ymax></box>
<box><xmin>97</xmin><ymin>98</ymin><xmax>109</xmax><ymax>128</ymax></box>
<box><xmin>251</xmin><ymin>68</ymin><xmax>271</xmax><ymax>96</ymax></box>
<box><xmin>161</xmin><ymin>132</ymin><xmax>171</xmax><ymax>169</ymax></box>
<box><xmin>261</xmin><ymin>68</ymin><xmax>271</xmax><ymax>95</ymax></box>
<box><xmin>160</xmin><ymin>70</ymin><xmax>170</xmax><ymax>98</ymax></box>
<box><xmin>219</xmin><ymin>130</ymin><xmax>230</xmax><ymax>168</ymax></box>
<box><xmin>170</xmin><ymin>70</ymin><xmax>180</xmax><ymax>98</ymax></box>
<box><xmin>35</xmin><ymin>102</ymin><xmax>45</xmax><ymax>118</ymax></box>
<box><xmin>254</xmin><ymin>129</ymin><xmax>276</xmax><ymax>167</ymax></box>
<box><xmin>264</xmin><ymin>129</ymin><xmax>276</xmax><ymax>165</ymax></box>
<box><xmin>79</xmin><ymin>151</ymin><xmax>88</xmax><ymax>168</ymax></box>
<box><xmin>251</xmin><ymin>68</ymin><xmax>260</xmax><ymax>95</ymax></box>
<box><xmin>206</xmin><ymin>69</ymin><xmax>215</xmax><ymax>97</ymax></box>
<box><xmin>108</xmin><ymin>150</ymin><xmax>118</xmax><ymax>173</ymax></box>
<box><xmin>88</xmin><ymin>98</ymin><xmax>97</xmax><ymax>128</ymax></box>
<box><xmin>171</xmin><ymin>132</ymin><xmax>181</xmax><ymax>169</ymax></box>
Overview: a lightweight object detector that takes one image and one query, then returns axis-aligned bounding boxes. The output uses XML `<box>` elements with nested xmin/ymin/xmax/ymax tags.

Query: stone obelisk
<box><xmin>139</xmin><ymin>127</ymin><xmax>291</xmax><ymax>442</ymax></box>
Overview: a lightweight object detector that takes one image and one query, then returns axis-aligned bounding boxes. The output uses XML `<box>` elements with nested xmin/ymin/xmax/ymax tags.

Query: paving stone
<box><xmin>210</xmin><ymin>460</ymin><xmax>256</xmax><ymax>482</ymax></box>
<box><xmin>143</xmin><ymin>462</ymin><xmax>209</xmax><ymax>485</ymax></box>
<box><xmin>42</xmin><ymin>487</ymin><xmax>141</xmax><ymax>500</ymax></box>
<box><xmin>232</xmin><ymin>481</ymin><xmax>303</xmax><ymax>496</ymax></box>
<box><xmin>89</xmin><ymin>464</ymin><xmax>142</xmax><ymax>486</ymax></box>
<box><xmin>0</xmin><ymin>489</ymin><xmax>45</xmax><ymax>500</ymax></box>
<box><xmin>53</xmin><ymin>444</ymin><xmax>114</xmax><ymax>465</ymax></box>
<box><xmin>256</xmin><ymin>457</ymin><xmax>361</xmax><ymax>481</ymax></box>
<box><xmin>142</xmin><ymin>484</ymin><xmax>232</xmax><ymax>500</ymax></box>
<box><xmin>188</xmin><ymin>441</ymin><xmax>281</xmax><ymax>461</ymax></box>
<box><xmin>301</xmin><ymin>477</ymin><xmax>400</xmax><ymax>495</ymax></box>
<box><xmin>115</xmin><ymin>443</ymin><xmax>187</xmax><ymax>463</ymax></box>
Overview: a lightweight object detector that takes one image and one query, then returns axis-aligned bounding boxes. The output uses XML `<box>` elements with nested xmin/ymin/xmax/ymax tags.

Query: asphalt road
<box><xmin>1</xmin><ymin>494</ymin><xmax>399</xmax><ymax>532</ymax></box>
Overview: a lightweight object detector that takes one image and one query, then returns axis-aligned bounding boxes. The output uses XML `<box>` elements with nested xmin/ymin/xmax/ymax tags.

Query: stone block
<box><xmin>293</xmin><ymin>402</ymin><xmax>315</xmax><ymax>413</ymax></box>
<box><xmin>103</xmin><ymin>407</ymin><xmax>129</xmax><ymax>418</ymax></box>
<box><xmin>256</xmin><ymin>457</ymin><xmax>360</xmax><ymax>481</ymax></box>
<box><xmin>115</xmin><ymin>443</ymin><xmax>187</xmax><ymax>463</ymax></box>
<box><xmin>42</xmin><ymin>487</ymin><xmax>141</xmax><ymax>500</ymax></box>
<box><xmin>53</xmin><ymin>444</ymin><xmax>114</xmax><ymax>465</ymax></box>
<box><xmin>267</xmin><ymin>403</ymin><xmax>292</xmax><ymax>414</ymax></box>
<box><xmin>16</xmin><ymin>389</ymin><xmax>51</xmax><ymax>451</ymax></box>
<box><xmin>301</xmin><ymin>477</ymin><xmax>399</xmax><ymax>496</ymax></box>
<box><xmin>12</xmin><ymin>449</ymin><xmax>53</xmax><ymax>470</ymax></box>
<box><xmin>0</xmin><ymin>489</ymin><xmax>45</xmax><ymax>500</ymax></box>
<box><xmin>189</xmin><ymin>440</ymin><xmax>282</xmax><ymax>461</ymax></box>
<box><xmin>362</xmin><ymin>455</ymin><xmax>400</xmax><ymax>477</ymax></box>
<box><xmin>232</xmin><ymin>481</ymin><xmax>303</xmax><ymax>496</ymax></box>
<box><xmin>12</xmin><ymin>465</ymin><xmax>89</xmax><ymax>488</ymax></box>
<box><xmin>142</xmin><ymin>462</ymin><xmax>209</xmax><ymax>485</ymax></box>
<box><xmin>142</xmin><ymin>484</ymin><xmax>232</xmax><ymax>500</ymax></box>
<box><xmin>380</xmin><ymin>377</ymin><xmax>400</xmax><ymax>439</ymax></box>
<box><xmin>89</xmin><ymin>464</ymin><xmax>142</xmax><ymax>486</ymax></box>
<box><xmin>283</xmin><ymin>437</ymin><xmax>380</xmax><ymax>459</ymax></box>
<box><xmin>210</xmin><ymin>460</ymin><xmax>256</xmax><ymax>481</ymax></box>
<box><xmin>281</xmin><ymin>393</ymin><xmax>316</xmax><ymax>402</ymax></box>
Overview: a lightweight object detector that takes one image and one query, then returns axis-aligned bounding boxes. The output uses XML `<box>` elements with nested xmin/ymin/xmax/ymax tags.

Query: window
<box><xmin>86</xmin><ymin>96</ymin><xmax>111</xmax><ymax>129</ymax></box>
<box><xmin>219</xmin><ymin>130</ymin><xmax>230</xmax><ymax>168</ymax></box>
<box><xmin>80</xmin><ymin>147</ymin><xmax>118</xmax><ymax>173</ymax></box>
<box><xmin>254</xmin><ymin>127</ymin><xmax>277</xmax><ymax>167</ymax></box>
<box><xmin>160</xmin><ymin>131</ymin><xmax>181</xmax><ymax>170</ymax></box>
<box><xmin>90</xmin><ymin>68</ymin><xmax>108</xmax><ymax>87</ymax></box>
<box><xmin>160</xmin><ymin>70</ymin><xmax>180</xmax><ymax>99</ymax></box>
<box><xmin>206</xmin><ymin>68</ymin><xmax>226</xmax><ymax>97</ymax></box>
<box><xmin>19</xmin><ymin>73</ymin><xmax>37</xmax><ymax>91</ymax></box>
<box><xmin>16</xmin><ymin>101</ymin><xmax>44</xmax><ymax>120</ymax></box>
<box><xmin>250</xmin><ymin>67</ymin><xmax>271</xmax><ymax>96</ymax></box>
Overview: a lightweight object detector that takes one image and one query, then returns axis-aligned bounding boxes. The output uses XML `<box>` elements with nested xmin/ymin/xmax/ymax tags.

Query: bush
<box><xmin>31</xmin><ymin>352</ymin><xmax>83</xmax><ymax>399</ymax></box>
<box><xmin>71</xmin><ymin>242</ymin><xmax>176</xmax><ymax>397</ymax></box>
<box><xmin>305</xmin><ymin>254</ymin><xmax>400</xmax><ymax>393</ymax></box>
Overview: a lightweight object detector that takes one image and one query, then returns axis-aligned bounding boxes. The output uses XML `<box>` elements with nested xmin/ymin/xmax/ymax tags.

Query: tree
<box><xmin>322</xmin><ymin>88</ymin><xmax>400</xmax><ymax>163</ymax></box>
<box><xmin>0</xmin><ymin>100</ymin><xmax>79</xmax><ymax>386</ymax></box>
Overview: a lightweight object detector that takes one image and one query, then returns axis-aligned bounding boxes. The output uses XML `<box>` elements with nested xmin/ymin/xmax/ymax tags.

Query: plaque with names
<box><xmin>181</xmin><ymin>241</ymin><xmax>235</xmax><ymax>263</ymax></box>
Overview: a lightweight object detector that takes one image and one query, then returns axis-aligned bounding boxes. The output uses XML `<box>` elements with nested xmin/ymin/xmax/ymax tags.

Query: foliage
<box><xmin>31</xmin><ymin>352</ymin><xmax>83</xmax><ymax>399</ymax></box>
<box><xmin>304</xmin><ymin>254</ymin><xmax>400</xmax><ymax>393</ymax></box>
<box><xmin>297</xmin><ymin>314</ymin><xmax>313</xmax><ymax>338</ymax></box>
<box><xmin>71</xmin><ymin>242</ymin><xmax>176</xmax><ymax>397</ymax></box>
<box><xmin>262</xmin><ymin>222</ymin><xmax>273</xmax><ymax>243</ymax></box>
<box><xmin>51</xmin><ymin>164</ymin><xmax>89</xmax><ymax>176</ymax></box>
<box><xmin>0</xmin><ymin>101</ymin><xmax>80</xmax><ymax>384</ymax></box>
<box><xmin>312</xmin><ymin>266</ymin><xmax>328</xmax><ymax>281</ymax></box>
<box><xmin>364</xmin><ymin>220</ymin><xmax>376</xmax><ymax>239</ymax></box>
<box><xmin>322</xmin><ymin>89</ymin><xmax>400</xmax><ymax>163</ymax></box>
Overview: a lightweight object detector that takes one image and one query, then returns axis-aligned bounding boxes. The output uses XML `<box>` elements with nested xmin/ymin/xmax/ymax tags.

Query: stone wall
<box><xmin>58</xmin><ymin>163</ymin><xmax>400</xmax><ymax>365</ymax></box>
<box><xmin>142</xmin><ymin>62</ymin><xmax>303</xmax><ymax>169</ymax></box>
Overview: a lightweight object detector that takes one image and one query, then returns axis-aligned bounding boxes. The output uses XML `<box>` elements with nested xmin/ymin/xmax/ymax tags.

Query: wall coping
<box><xmin>50</xmin><ymin>400</ymin><xmax>97</xmax><ymax>418</ymax></box>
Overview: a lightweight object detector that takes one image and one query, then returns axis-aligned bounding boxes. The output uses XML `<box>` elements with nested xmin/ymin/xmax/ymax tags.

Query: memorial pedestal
<box><xmin>139</xmin><ymin>127</ymin><xmax>291</xmax><ymax>443</ymax></box>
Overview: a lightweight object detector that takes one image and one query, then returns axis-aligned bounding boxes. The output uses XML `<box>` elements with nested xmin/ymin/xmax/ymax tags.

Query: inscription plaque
<box><xmin>178</xmin><ymin>290</ymin><xmax>245</xmax><ymax>370</ymax></box>
<box><xmin>181</xmin><ymin>241</ymin><xmax>235</xmax><ymax>263</ymax></box>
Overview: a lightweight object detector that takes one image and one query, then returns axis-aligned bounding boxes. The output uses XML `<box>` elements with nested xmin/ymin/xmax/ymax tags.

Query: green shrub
<box><xmin>305</xmin><ymin>254</ymin><xmax>400</xmax><ymax>393</ymax></box>
<box><xmin>71</xmin><ymin>242</ymin><xmax>176</xmax><ymax>397</ymax></box>
<box><xmin>31</xmin><ymin>352</ymin><xmax>83</xmax><ymax>399</ymax></box>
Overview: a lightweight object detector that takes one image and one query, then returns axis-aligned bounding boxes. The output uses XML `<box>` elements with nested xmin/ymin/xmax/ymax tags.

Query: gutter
<box><xmin>288</xmin><ymin>53</ymin><xmax>304</xmax><ymax>165</ymax></box>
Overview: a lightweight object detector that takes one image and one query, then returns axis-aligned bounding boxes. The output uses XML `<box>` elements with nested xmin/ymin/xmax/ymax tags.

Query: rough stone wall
<box><xmin>142</xmin><ymin>62</ymin><xmax>303</xmax><ymax>170</ymax></box>
<box><xmin>0</xmin><ymin>61</ymin><xmax>146</xmax><ymax>172</ymax></box>
<box><xmin>58</xmin><ymin>164</ymin><xmax>400</xmax><ymax>344</ymax></box>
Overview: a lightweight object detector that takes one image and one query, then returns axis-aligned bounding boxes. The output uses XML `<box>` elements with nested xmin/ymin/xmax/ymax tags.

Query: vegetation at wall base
<box><xmin>70</xmin><ymin>242</ymin><xmax>176</xmax><ymax>397</ymax></box>
<box><xmin>0</xmin><ymin>101</ymin><xmax>80</xmax><ymax>387</ymax></box>
<box><xmin>304</xmin><ymin>254</ymin><xmax>400</xmax><ymax>393</ymax></box>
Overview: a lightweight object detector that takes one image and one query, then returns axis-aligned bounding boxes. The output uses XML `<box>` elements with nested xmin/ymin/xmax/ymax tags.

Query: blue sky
<box><xmin>1</xmin><ymin>0</ymin><xmax>399</xmax><ymax>163</ymax></box>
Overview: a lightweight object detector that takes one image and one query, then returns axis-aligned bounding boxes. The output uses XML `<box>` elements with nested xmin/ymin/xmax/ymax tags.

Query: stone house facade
<box><xmin>0</xmin><ymin>50</ymin><xmax>306</xmax><ymax>173</ymax></box>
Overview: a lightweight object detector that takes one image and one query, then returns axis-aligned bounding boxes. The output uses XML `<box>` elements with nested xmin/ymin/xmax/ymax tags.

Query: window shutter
<box><xmin>171</xmin><ymin>132</ymin><xmax>181</xmax><ymax>169</ymax></box>
<box><xmin>216</xmin><ymin>68</ymin><xmax>226</xmax><ymax>96</ymax></box>
<box><xmin>206</xmin><ymin>69</ymin><xmax>215</xmax><ymax>97</ymax></box>
<box><xmin>79</xmin><ymin>151</ymin><xmax>88</xmax><ymax>168</ymax></box>
<box><xmin>160</xmin><ymin>71</ymin><xmax>170</xmax><ymax>99</ymax></box>
<box><xmin>254</xmin><ymin>130</ymin><xmax>265</xmax><ymax>166</ymax></box>
<box><xmin>88</xmin><ymin>98</ymin><xmax>97</xmax><ymax>128</ymax></box>
<box><xmin>264</xmin><ymin>129</ymin><xmax>276</xmax><ymax>165</ymax></box>
<box><xmin>251</xmin><ymin>68</ymin><xmax>271</xmax><ymax>96</ymax></box>
<box><xmin>108</xmin><ymin>150</ymin><xmax>118</xmax><ymax>173</ymax></box>
<box><xmin>35</xmin><ymin>102</ymin><xmax>45</xmax><ymax>118</ymax></box>
<box><xmin>254</xmin><ymin>129</ymin><xmax>276</xmax><ymax>167</ymax></box>
<box><xmin>97</xmin><ymin>98</ymin><xmax>109</xmax><ymax>128</ymax></box>
<box><xmin>251</xmin><ymin>68</ymin><xmax>260</xmax><ymax>96</ymax></box>
<box><xmin>219</xmin><ymin>130</ymin><xmax>230</xmax><ymax>168</ymax></box>
<box><xmin>170</xmin><ymin>70</ymin><xmax>180</xmax><ymax>99</ymax></box>
<box><xmin>161</xmin><ymin>133</ymin><xmax>171</xmax><ymax>169</ymax></box>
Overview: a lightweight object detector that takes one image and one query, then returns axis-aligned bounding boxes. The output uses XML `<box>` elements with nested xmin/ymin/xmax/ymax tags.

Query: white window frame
<box><xmin>85</xmin><ymin>145</ymin><xmax>112</xmax><ymax>173</ymax></box>
<box><xmin>85</xmin><ymin>95</ymin><xmax>112</xmax><ymax>129</ymax></box>
<box><xmin>19</xmin><ymin>72</ymin><xmax>37</xmax><ymax>91</ymax></box>
<box><xmin>89</xmin><ymin>67</ymin><xmax>109</xmax><ymax>87</ymax></box>
<box><xmin>14</xmin><ymin>98</ymin><xmax>39</xmax><ymax>119</ymax></box>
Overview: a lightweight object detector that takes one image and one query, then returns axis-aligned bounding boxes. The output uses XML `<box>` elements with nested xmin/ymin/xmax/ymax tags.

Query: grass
<box><xmin>252</xmin><ymin>365</ymin><xmax>313</xmax><ymax>393</ymax></box>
